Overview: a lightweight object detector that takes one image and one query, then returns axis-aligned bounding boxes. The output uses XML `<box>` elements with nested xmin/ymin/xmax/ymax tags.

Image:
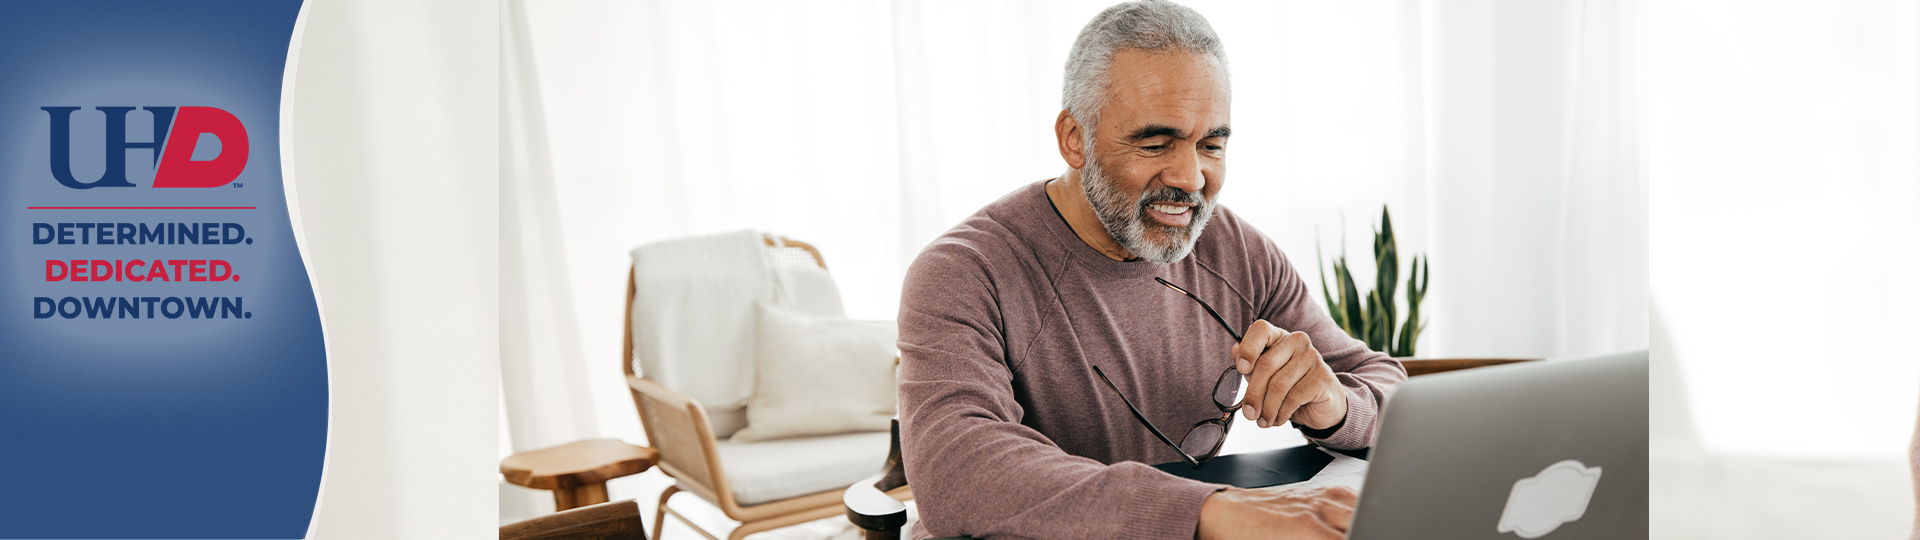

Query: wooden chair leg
<box><xmin>653</xmin><ymin>485</ymin><xmax>680</xmax><ymax>540</ymax></box>
<box><xmin>553</xmin><ymin>482</ymin><xmax>611</xmax><ymax>511</ymax></box>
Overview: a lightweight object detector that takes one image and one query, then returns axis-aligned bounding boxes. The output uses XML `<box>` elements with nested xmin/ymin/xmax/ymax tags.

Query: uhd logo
<box><xmin>42</xmin><ymin>106</ymin><xmax>248</xmax><ymax>189</ymax></box>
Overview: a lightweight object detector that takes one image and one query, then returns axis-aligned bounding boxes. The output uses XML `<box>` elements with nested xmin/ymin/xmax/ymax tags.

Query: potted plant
<box><xmin>1317</xmin><ymin>206</ymin><xmax>1428</xmax><ymax>357</ymax></box>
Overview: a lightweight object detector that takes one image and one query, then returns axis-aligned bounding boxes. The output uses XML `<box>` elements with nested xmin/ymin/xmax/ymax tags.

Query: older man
<box><xmin>896</xmin><ymin>1</ymin><xmax>1406</xmax><ymax>539</ymax></box>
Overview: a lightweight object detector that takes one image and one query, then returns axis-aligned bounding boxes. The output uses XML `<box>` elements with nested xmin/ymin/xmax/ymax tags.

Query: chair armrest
<box><xmin>845</xmin><ymin>471</ymin><xmax>908</xmax><ymax>531</ymax></box>
<box><xmin>626</xmin><ymin>375</ymin><xmax>726</xmax><ymax>501</ymax></box>
<box><xmin>846</xmin><ymin>419</ymin><xmax>912</xmax><ymax>537</ymax></box>
<box><xmin>1399</xmin><ymin>358</ymin><xmax>1541</xmax><ymax>377</ymax></box>
<box><xmin>499</xmin><ymin>499</ymin><xmax>646</xmax><ymax>540</ymax></box>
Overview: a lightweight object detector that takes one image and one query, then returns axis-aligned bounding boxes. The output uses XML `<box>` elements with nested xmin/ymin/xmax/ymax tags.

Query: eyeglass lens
<box><xmin>1180</xmin><ymin>422</ymin><xmax>1225</xmax><ymax>456</ymax></box>
<box><xmin>1178</xmin><ymin>367</ymin><xmax>1246</xmax><ymax>460</ymax></box>
<box><xmin>1213</xmin><ymin>366</ymin><xmax>1244</xmax><ymax>409</ymax></box>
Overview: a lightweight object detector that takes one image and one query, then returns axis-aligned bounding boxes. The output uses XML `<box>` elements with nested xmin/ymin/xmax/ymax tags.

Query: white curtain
<box><xmin>1415</xmin><ymin>0</ymin><xmax>1649</xmax><ymax>359</ymax></box>
<box><xmin>501</xmin><ymin>0</ymin><xmax>602</xmax><ymax>460</ymax></box>
<box><xmin>502</xmin><ymin>0</ymin><xmax>1649</xmax><ymax>528</ymax></box>
<box><xmin>1649</xmin><ymin>0</ymin><xmax>1918</xmax><ymax>537</ymax></box>
<box><xmin>289</xmin><ymin>0</ymin><xmax>498</xmax><ymax>537</ymax></box>
<box><xmin>498</xmin><ymin>0</ymin><xmax>613</xmax><ymax>522</ymax></box>
<box><xmin>1653</xmin><ymin>0</ymin><xmax>1920</xmax><ymax>462</ymax></box>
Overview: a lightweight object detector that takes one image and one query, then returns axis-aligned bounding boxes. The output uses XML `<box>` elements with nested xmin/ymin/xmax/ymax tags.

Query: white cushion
<box><xmin>730</xmin><ymin>302</ymin><xmax>897</xmax><ymax>443</ymax></box>
<box><xmin>717</xmin><ymin>431</ymin><xmax>891</xmax><ymax>506</ymax></box>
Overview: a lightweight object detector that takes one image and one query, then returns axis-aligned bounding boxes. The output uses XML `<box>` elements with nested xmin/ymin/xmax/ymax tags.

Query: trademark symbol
<box><xmin>232</xmin><ymin>182</ymin><xmax>243</xmax><ymax>188</ymax></box>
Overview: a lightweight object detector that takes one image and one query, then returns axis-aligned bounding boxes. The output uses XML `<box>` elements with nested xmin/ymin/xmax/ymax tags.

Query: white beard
<box><xmin>1079</xmin><ymin>155</ymin><xmax>1214</xmax><ymax>263</ymax></box>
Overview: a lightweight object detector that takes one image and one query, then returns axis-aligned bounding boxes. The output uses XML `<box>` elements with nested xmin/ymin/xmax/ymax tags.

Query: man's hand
<box><xmin>1233</xmin><ymin>320</ymin><xmax>1347</xmax><ymax>430</ymax></box>
<box><xmin>1197</xmin><ymin>485</ymin><xmax>1357</xmax><ymax>540</ymax></box>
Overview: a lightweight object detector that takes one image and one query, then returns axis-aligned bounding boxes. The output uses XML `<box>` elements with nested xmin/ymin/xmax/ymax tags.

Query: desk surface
<box><xmin>1153</xmin><ymin>444</ymin><xmax>1368</xmax><ymax>488</ymax></box>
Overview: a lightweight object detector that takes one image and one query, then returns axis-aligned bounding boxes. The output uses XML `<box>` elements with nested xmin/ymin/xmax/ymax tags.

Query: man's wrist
<box><xmin>1196</xmin><ymin>487</ymin><xmax>1239</xmax><ymax>540</ymax></box>
<box><xmin>1294</xmin><ymin>403</ymin><xmax>1349</xmax><ymax>439</ymax></box>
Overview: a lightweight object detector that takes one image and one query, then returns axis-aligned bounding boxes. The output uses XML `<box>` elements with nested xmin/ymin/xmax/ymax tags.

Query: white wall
<box><xmin>289</xmin><ymin>0</ymin><xmax>498</xmax><ymax>536</ymax></box>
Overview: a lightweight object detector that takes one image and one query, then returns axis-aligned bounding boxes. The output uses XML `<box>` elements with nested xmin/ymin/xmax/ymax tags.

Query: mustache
<box><xmin>1137</xmin><ymin>186</ymin><xmax>1207</xmax><ymax>208</ymax></box>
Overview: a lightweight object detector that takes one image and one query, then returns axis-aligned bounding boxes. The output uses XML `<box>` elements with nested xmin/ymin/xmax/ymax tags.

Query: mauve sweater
<box><xmin>897</xmin><ymin>180</ymin><xmax>1407</xmax><ymax>540</ymax></box>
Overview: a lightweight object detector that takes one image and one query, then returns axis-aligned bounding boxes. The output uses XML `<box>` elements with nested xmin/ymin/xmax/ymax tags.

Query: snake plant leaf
<box><xmin>1341</xmin><ymin>259</ymin><xmax>1362</xmax><ymax>337</ymax></box>
<box><xmin>1364</xmin><ymin>290</ymin><xmax>1382</xmax><ymax>351</ymax></box>
<box><xmin>1317</xmin><ymin>239</ymin><xmax>1345</xmax><ymax>330</ymax></box>
<box><xmin>1409</xmin><ymin>257</ymin><xmax>1428</xmax><ymax>313</ymax></box>
<box><xmin>1395</xmin><ymin>283</ymin><xmax>1420</xmax><ymax>356</ymax></box>
<box><xmin>1339</xmin><ymin>260</ymin><xmax>1364</xmax><ymax>340</ymax></box>
<box><xmin>1415</xmin><ymin>256</ymin><xmax>1430</xmax><ymax>302</ymax></box>
<box><xmin>1396</xmin><ymin>256</ymin><xmax>1428</xmax><ymax>357</ymax></box>
<box><xmin>1375</xmin><ymin>209</ymin><xmax>1397</xmax><ymax>340</ymax></box>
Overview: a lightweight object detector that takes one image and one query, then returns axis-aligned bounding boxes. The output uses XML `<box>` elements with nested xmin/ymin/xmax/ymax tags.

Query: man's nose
<box><xmin>1161</xmin><ymin>145</ymin><xmax>1205</xmax><ymax>194</ymax></box>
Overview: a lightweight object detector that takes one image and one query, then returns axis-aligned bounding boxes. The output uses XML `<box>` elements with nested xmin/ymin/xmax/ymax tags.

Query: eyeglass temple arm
<box><xmin>1093</xmin><ymin>365</ymin><xmax>1200</xmax><ymax>469</ymax></box>
<box><xmin>1155</xmin><ymin>277</ymin><xmax>1243</xmax><ymax>342</ymax></box>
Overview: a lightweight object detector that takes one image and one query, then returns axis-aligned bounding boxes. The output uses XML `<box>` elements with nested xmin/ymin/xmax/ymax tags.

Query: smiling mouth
<box><xmin>1144</xmin><ymin>202</ymin><xmax>1197</xmax><ymax>228</ymax></box>
<box><xmin>1148</xmin><ymin>203</ymin><xmax>1192</xmax><ymax>215</ymax></box>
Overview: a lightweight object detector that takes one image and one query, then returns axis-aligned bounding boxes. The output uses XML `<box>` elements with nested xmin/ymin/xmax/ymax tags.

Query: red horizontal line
<box><xmin>27</xmin><ymin>206</ymin><xmax>256</xmax><ymax>210</ymax></box>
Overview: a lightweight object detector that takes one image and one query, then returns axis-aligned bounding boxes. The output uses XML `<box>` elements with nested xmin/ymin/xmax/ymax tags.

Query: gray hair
<box><xmin>1062</xmin><ymin>0</ymin><xmax>1229</xmax><ymax>135</ymax></box>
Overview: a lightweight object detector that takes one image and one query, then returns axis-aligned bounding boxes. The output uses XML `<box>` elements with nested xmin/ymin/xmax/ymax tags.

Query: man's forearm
<box><xmin>901</xmin><ymin>376</ymin><xmax>1223</xmax><ymax>539</ymax></box>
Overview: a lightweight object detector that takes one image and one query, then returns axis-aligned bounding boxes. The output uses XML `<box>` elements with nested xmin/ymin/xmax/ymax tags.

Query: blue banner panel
<box><xmin>0</xmin><ymin>2</ymin><xmax>324</xmax><ymax>538</ymax></box>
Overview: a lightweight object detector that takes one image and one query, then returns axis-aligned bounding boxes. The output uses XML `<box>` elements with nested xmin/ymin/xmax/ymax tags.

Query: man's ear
<box><xmin>1055</xmin><ymin>109</ymin><xmax>1087</xmax><ymax>170</ymax></box>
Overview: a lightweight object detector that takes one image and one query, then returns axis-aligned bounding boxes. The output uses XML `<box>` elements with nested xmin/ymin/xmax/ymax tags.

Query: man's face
<box><xmin>1081</xmin><ymin>49</ymin><xmax>1230</xmax><ymax>263</ymax></box>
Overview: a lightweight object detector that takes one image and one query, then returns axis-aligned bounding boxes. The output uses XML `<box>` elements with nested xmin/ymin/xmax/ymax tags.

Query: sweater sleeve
<box><xmin>1256</xmin><ymin>238</ymin><xmax>1407</xmax><ymax>451</ymax></box>
<box><xmin>897</xmin><ymin>241</ymin><xmax>1224</xmax><ymax>540</ymax></box>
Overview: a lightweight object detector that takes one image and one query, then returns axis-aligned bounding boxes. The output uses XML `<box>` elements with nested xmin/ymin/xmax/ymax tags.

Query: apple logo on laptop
<box><xmin>1496</xmin><ymin>459</ymin><xmax>1603</xmax><ymax>538</ymax></box>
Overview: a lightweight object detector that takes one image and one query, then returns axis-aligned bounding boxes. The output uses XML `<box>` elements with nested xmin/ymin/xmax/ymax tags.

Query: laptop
<box><xmin>1321</xmin><ymin>350</ymin><xmax>1649</xmax><ymax>539</ymax></box>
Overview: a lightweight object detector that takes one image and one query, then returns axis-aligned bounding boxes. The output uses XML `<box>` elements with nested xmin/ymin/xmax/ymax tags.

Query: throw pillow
<box><xmin>730</xmin><ymin>302</ymin><xmax>897</xmax><ymax>443</ymax></box>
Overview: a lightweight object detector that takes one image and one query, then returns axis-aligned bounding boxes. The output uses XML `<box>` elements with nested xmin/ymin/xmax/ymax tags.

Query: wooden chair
<box><xmin>500</xmin><ymin>499</ymin><xmax>648</xmax><ymax>540</ymax></box>
<box><xmin>626</xmin><ymin>234</ymin><xmax>911</xmax><ymax>540</ymax></box>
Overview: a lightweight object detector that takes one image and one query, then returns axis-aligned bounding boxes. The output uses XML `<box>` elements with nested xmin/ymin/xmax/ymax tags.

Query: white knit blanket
<box><xmin>630</xmin><ymin>229</ymin><xmax>770</xmax><ymax>434</ymax></box>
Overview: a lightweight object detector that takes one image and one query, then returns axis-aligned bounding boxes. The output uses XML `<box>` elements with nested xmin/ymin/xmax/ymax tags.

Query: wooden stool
<box><xmin>502</xmin><ymin>439</ymin><xmax>660</xmax><ymax>511</ymax></box>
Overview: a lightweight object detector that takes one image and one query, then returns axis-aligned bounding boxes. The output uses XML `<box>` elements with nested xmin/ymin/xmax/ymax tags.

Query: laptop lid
<box><xmin>1348</xmin><ymin>350</ymin><xmax>1649</xmax><ymax>540</ymax></box>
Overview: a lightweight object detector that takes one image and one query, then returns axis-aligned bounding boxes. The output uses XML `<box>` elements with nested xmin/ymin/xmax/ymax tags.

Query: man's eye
<box><xmin>1142</xmin><ymin>145</ymin><xmax>1168</xmax><ymax>152</ymax></box>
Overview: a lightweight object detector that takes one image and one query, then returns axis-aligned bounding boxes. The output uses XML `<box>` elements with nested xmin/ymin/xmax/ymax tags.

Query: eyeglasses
<box><xmin>1092</xmin><ymin>277</ymin><xmax>1247</xmax><ymax>469</ymax></box>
